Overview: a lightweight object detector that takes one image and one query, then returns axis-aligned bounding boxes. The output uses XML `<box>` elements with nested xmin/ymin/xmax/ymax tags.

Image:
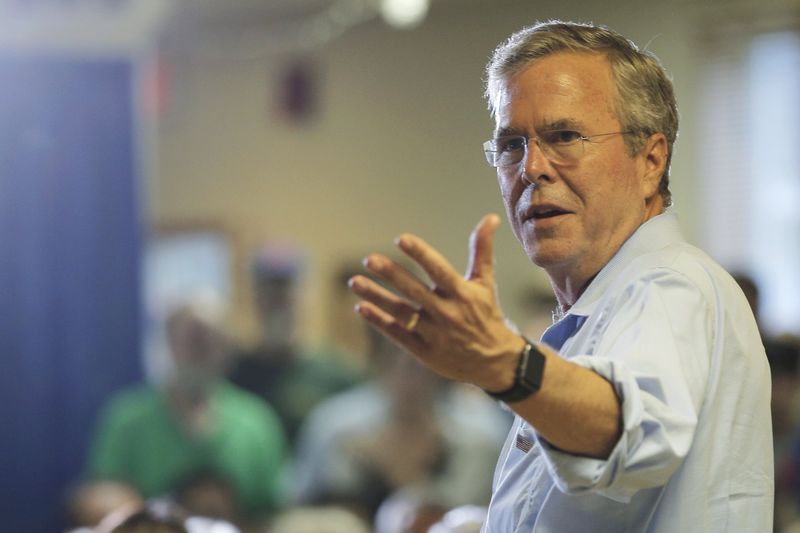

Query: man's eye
<box><xmin>542</xmin><ymin>130</ymin><xmax>582</xmax><ymax>145</ymax></box>
<box><xmin>498</xmin><ymin>137</ymin><xmax>526</xmax><ymax>152</ymax></box>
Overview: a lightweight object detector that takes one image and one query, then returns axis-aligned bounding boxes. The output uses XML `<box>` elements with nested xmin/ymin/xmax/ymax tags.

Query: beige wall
<box><xmin>147</xmin><ymin>0</ymin><xmax>733</xmax><ymax>348</ymax></box>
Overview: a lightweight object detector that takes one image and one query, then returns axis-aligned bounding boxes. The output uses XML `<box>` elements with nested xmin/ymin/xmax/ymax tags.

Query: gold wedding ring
<box><xmin>405</xmin><ymin>311</ymin><xmax>420</xmax><ymax>331</ymax></box>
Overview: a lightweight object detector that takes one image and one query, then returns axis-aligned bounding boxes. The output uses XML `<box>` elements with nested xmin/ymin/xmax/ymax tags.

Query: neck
<box><xmin>549</xmin><ymin>272</ymin><xmax>597</xmax><ymax>314</ymax></box>
<box><xmin>548</xmin><ymin>201</ymin><xmax>665</xmax><ymax>311</ymax></box>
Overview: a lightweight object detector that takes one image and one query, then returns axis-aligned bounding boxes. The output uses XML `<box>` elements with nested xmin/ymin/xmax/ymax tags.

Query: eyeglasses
<box><xmin>482</xmin><ymin>130</ymin><xmax>634</xmax><ymax>168</ymax></box>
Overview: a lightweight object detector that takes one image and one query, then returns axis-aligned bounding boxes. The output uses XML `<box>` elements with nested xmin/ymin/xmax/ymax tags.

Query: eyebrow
<box><xmin>494</xmin><ymin>126</ymin><xmax>524</xmax><ymax>138</ymax></box>
<box><xmin>539</xmin><ymin>118</ymin><xmax>584</xmax><ymax>131</ymax></box>
<box><xmin>493</xmin><ymin>118</ymin><xmax>586</xmax><ymax>138</ymax></box>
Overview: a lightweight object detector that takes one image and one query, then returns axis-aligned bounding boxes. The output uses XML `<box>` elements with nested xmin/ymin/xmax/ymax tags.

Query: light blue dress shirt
<box><xmin>482</xmin><ymin>212</ymin><xmax>773</xmax><ymax>532</ymax></box>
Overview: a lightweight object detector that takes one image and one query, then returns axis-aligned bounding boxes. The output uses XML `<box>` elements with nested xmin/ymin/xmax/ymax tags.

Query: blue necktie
<box><xmin>540</xmin><ymin>314</ymin><xmax>586</xmax><ymax>351</ymax></box>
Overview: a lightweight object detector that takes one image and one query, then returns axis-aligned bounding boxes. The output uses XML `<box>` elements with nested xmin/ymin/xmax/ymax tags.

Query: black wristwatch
<box><xmin>485</xmin><ymin>338</ymin><xmax>546</xmax><ymax>403</ymax></box>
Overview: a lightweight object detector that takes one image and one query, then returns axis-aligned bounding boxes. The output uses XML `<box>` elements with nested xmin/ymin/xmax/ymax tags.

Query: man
<box><xmin>227</xmin><ymin>244</ymin><xmax>359</xmax><ymax>445</ymax></box>
<box><xmin>348</xmin><ymin>21</ymin><xmax>773</xmax><ymax>531</ymax></box>
<box><xmin>88</xmin><ymin>295</ymin><xmax>287</xmax><ymax>522</ymax></box>
<box><xmin>291</xmin><ymin>327</ymin><xmax>507</xmax><ymax>517</ymax></box>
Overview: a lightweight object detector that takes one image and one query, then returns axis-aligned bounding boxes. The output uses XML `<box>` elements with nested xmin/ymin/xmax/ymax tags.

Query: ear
<box><xmin>640</xmin><ymin>132</ymin><xmax>668</xmax><ymax>199</ymax></box>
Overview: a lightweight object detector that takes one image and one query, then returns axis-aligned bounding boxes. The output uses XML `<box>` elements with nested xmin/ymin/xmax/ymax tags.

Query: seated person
<box><xmin>291</xmin><ymin>328</ymin><xmax>509</xmax><ymax>520</ymax></box>
<box><xmin>268</xmin><ymin>505</ymin><xmax>371</xmax><ymax>533</ymax></box>
<box><xmin>95</xmin><ymin>501</ymin><xmax>240</xmax><ymax>533</ymax></box>
<box><xmin>86</xmin><ymin>295</ymin><xmax>287</xmax><ymax>524</ymax></box>
<box><xmin>228</xmin><ymin>244</ymin><xmax>360</xmax><ymax>445</ymax></box>
<box><xmin>64</xmin><ymin>479</ymin><xmax>143</xmax><ymax>532</ymax></box>
<box><xmin>172</xmin><ymin>470</ymin><xmax>239</xmax><ymax>524</ymax></box>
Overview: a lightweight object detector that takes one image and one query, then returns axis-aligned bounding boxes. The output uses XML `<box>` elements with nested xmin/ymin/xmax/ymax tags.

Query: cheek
<box><xmin>497</xmin><ymin>175</ymin><xmax>522</xmax><ymax>228</ymax></box>
<box><xmin>581</xmin><ymin>174</ymin><xmax>642</xmax><ymax>238</ymax></box>
<box><xmin>497</xmin><ymin>173</ymin><xmax>522</xmax><ymax>210</ymax></box>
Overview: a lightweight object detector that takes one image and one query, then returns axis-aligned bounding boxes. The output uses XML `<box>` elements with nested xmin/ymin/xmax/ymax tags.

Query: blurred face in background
<box><xmin>254</xmin><ymin>276</ymin><xmax>298</xmax><ymax>350</ymax></box>
<box><xmin>377</xmin><ymin>344</ymin><xmax>445</xmax><ymax>422</ymax></box>
<box><xmin>166</xmin><ymin>307</ymin><xmax>228</xmax><ymax>390</ymax></box>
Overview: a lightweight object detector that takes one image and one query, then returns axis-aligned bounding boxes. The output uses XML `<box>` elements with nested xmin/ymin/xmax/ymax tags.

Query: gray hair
<box><xmin>485</xmin><ymin>21</ymin><xmax>678</xmax><ymax>206</ymax></box>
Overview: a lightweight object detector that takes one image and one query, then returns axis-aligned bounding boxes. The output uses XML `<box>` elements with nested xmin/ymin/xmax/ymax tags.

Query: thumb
<box><xmin>466</xmin><ymin>213</ymin><xmax>501</xmax><ymax>281</ymax></box>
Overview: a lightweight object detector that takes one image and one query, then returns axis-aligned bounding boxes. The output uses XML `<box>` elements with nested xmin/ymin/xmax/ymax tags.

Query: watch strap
<box><xmin>486</xmin><ymin>338</ymin><xmax>546</xmax><ymax>403</ymax></box>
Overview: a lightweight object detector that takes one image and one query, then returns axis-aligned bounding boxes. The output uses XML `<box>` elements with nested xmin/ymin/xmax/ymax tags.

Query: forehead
<box><xmin>494</xmin><ymin>51</ymin><xmax>619</xmax><ymax>132</ymax></box>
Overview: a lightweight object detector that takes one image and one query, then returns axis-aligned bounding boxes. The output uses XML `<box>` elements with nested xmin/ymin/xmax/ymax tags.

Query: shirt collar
<box><xmin>567</xmin><ymin>211</ymin><xmax>684</xmax><ymax>317</ymax></box>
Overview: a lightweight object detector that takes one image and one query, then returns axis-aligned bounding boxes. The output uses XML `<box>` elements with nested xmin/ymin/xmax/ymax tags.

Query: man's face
<box><xmin>167</xmin><ymin>310</ymin><xmax>227</xmax><ymax>388</ymax></box>
<box><xmin>494</xmin><ymin>52</ymin><xmax>662</xmax><ymax>289</ymax></box>
<box><xmin>255</xmin><ymin>277</ymin><xmax>297</xmax><ymax>347</ymax></box>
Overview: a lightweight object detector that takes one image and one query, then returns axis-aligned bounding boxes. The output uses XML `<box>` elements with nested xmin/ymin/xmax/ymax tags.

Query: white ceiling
<box><xmin>162</xmin><ymin>0</ymin><xmax>445</xmax><ymax>53</ymax></box>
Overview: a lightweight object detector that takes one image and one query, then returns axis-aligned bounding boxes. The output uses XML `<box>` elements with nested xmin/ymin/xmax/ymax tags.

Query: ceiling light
<box><xmin>380</xmin><ymin>0</ymin><xmax>429</xmax><ymax>29</ymax></box>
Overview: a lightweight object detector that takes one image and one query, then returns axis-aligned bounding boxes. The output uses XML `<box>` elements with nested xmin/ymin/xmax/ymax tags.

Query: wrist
<box><xmin>484</xmin><ymin>337</ymin><xmax>547</xmax><ymax>403</ymax></box>
<box><xmin>481</xmin><ymin>335</ymin><xmax>528</xmax><ymax>394</ymax></box>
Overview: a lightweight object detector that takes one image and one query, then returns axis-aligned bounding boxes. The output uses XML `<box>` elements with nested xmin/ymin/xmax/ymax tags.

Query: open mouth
<box><xmin>522</xmin><ymin>204</ymin><xmax>571</xmax><ymax>222</ymax></box>
<box><xmin>531</xmin><ymin>209</ymin><xmax>568</xmax><ymax>219</ymax></box>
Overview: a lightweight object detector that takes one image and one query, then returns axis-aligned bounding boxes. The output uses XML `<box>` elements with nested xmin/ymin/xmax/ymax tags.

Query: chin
<box><xmin>525</xmin><ymin>242</ymin><xmax>574</xmax><ymax>270</ymax></box>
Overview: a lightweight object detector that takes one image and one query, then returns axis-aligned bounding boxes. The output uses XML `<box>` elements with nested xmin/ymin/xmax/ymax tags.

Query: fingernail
<box><xmin>364</xmin><ymin>254</ymin><xmax>385</xmax><ymax>270</ymax></box>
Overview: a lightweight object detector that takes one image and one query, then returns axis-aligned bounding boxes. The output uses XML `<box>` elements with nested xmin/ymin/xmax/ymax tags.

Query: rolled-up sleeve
<box><xmin>535</xmin><ymin>268</ymin><xmax>714</xmax><ymax>502</ymax></box>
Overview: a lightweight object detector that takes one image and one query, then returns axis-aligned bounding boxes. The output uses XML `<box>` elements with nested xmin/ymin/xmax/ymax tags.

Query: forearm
<box><xmin>483</xmin><ymin>341</ymin><xmax>622</xmax><ymax>459</ymax></box>
<box><xmin>516</xmin><ymin>346</ymin><xmax>621</xmax><ymax>458</ymax></box>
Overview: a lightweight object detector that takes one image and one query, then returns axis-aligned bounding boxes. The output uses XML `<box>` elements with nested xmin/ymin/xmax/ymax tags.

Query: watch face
<box><xmin>519</xmin><ymin>343</ymin><xmax>545</xmax><ymax>391</ymax></box>
<box><xmin>485</xmin><ymin>340</ymin><xmax>545</xmax><ymax>403</ymax></box>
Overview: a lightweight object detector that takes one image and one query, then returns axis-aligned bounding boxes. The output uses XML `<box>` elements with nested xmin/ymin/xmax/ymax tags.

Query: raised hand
<box><xmin>348</xmin><ymin>213</ymin><xmax>525</xmax><ymax>392</ymax></box>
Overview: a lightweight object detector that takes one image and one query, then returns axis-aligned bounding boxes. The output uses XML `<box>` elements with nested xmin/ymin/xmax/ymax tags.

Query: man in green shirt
<box><xmin>87</xmin><ymin>297</ymin><xmax>287</xmax><ymax>520</ymax></box>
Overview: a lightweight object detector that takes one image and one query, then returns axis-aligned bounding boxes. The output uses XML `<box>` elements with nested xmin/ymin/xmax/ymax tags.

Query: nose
<box><xmin>520</xmin><ymin>138</ymin><xmax>556</xmax><ymax>186</ymax></box>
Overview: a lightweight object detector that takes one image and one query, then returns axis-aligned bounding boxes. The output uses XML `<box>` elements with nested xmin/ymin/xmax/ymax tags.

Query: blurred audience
<box><xmin>268</xmin><ymin>505</ymin><xmax>371</xmax><ymax>533</ymax></box>
<box><xmin>86</xmin><ymin>293</ymin><xmax>287</xmax><ymax>528</ymax></box>
<box><xmin>95</xmin><ymin>502</ymin><xmax>188</xmax><ymax>533</ymax></box>
<box><xmin>65</xmin><ymin>479</ymin><xmax>143</xmax><ymax>532</ymax></box>
<box><xmin>290</xmin><ymin>326</ymin><xmax>509</xmax><ymax>524</ymax></box>
<box><xmin>324</xmin><ymin>262</ymin><xmax>373</xmax><ymax>370</ymax></box>
<box><xmin>94</xmin><ymin>500</ymin><xmax>240</xmax><ymax>533</ymax></box>
<box><xmin>172</xmin><ymin>470</ymin><xmax>239</xmax><ymax>524</ymax></box>
<box><xmin>517</xmin><ymin>285</ymin><xmax>559</xmax><ymax>342</ymax></box>
<box><xmin>373</xmin><ymin>490</ymin><xmax>448</xmax><ymax>533</ymax></box>
<box><xmin>427</xmin><ymin>504</ymin><xmax>487</xmax><ymax>533</ymax></box>
<box><xmin>227</xmin><ymin>243</ymin><xmax>360</xmax><ymax>445</ymax></box>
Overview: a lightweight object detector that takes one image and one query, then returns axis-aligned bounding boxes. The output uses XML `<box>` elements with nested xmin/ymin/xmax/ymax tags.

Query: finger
<box><xmin>466</xmin><ymin>213</ymin><xmax>501</xmax><ymax>281</ymax></box>
<box><xmin>355</xmin><ymin>301</ymin><xmax>426</xmax><ymax>353</ymax></box>
<box><xmin>351</xmin><ymin>277</ymin><xmax>433</xmax><ymax>336</ymax></box>
<box><xmin>348</xmin><ymin>274</ymin><xmax>420</xmax><ymax>320</ymax></box>
<box><xmin>362</xmin><ymin>253</ymin><xmax>439</xmax><ymax>309</ymax></box>
<box><xmin>394</xmin><ymin>234</ymin><xmax>460</xmax><ymax>295</ymax></box>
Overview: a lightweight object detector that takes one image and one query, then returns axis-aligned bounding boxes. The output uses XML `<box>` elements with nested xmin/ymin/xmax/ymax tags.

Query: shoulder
<box><xmin>214</xmin><ymin>381</ymin><xmax>286</xmax><ymax>433</ymax></box>
<box><xmin>589</xmin><ymin>241</ymin><xmax>759</xmax><ymax>357</ymax></box>
<box><xmin>611</xmin><ymin>240</ymin><xmax>742</xmax><ymax>312</ymax></box>
<box><xmin>216</xmin><ymin>381</ymin><xmax>278</xmax><ymax>415</ymax></box>
<box><xmin>99</xmin><ymin>385</ymin><xmax>161</xmax><ymax>422</ymax></box>
<box><xmin>295</xmin><ymin>349</ymin><xmax>363</xmax><ymax>384</ymax></box>
<box><xmin>90</xmin><ymin>386</ymin><xmax>166</xmax><ymax>446</ymax></box>
<box><xmin>605</xmin><ymin>213</ymin><xmax>738</xmax><ymax>304</ymax></box>
<box><xmin>304</xmin><ymin>383</ymin><xmax>386</xmax><ymax>429</ymax></box>
<box><xmin>296</xmin><ymin>384</ymin><xmax>386</xmax><ymax>445</ymax></box>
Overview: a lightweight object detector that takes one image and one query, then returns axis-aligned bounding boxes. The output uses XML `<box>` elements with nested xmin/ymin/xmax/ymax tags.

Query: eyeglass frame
<box><xmin>482</xmin><ymin>130</ymin><xmax>636</xmax><ymax>168</ymax></box>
